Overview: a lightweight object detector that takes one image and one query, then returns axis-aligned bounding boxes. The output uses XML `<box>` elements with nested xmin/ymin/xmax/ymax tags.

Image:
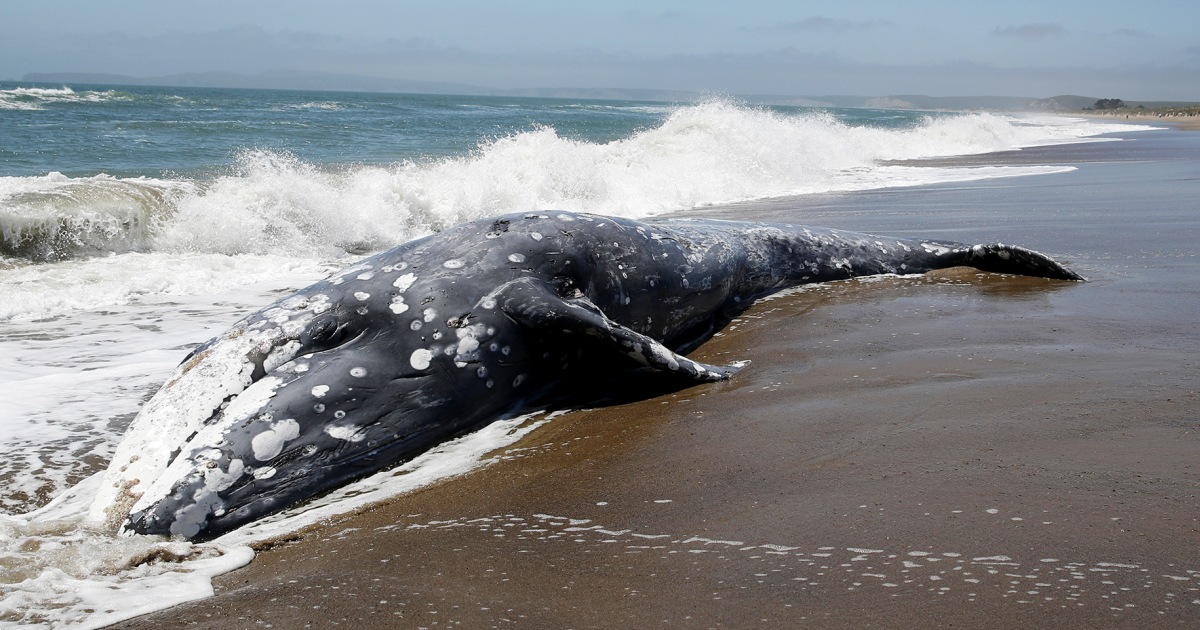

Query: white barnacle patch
<box><xmin>508</xmin><ymin>253</ymin><xmax>526</xmax><ymax>263</ymax></box>
<box><xmin>261</xmin><ymin>307</ymin><xmax>288</xmax><ymax>324</ymax></box>
<box><xmin>423</xmin><ymin>308</ymin><xmax>438</xmax><ymax>323</ymax></box>
<box><xmin>309</xmin><ymin>294</ymin><xmax>332</xmax><ymax>314</ymax></box>
<box><xmin>280</xmin><ymin>317</ymin><xmax>309</xmax><ymax>338</ymax></box>
<box><xmin>279</xmin><ymin>295</ymin><xmax>309</xmax><ymax>310</ymax></box>
<box><xmin>350</xmin><ymin>366</ymin><xmax>368</xmax><ymax>378</ymax></box>
<box><xmin>650</xmin><ymin>344</ymin><xmax>681</xmax><ymax>371</ymax></box>
<box><xmin>353</xmin><ymin>291</ymin><xmax>371</xmax><ymax>301</ymax></box>
<box><xmin>410</xmin><ymin>348</ymin><xmax>434</xmax><ymax>370</ymax></box>
<box><xmin>356</xmin><ymin>271</ymin><xmax>376</xmax><ymax>281</ymax></box>
<box><xmin>480</xmin><ymin>298</ymin><xmax>497</xmax><ymax>310</ymax></box>
<box><xmin>409</xmin><ymin>319</ymin><xmax>423</xmax><ymax>331</ymax></box>
<box><xmin>389</xmin><ymin>295</ymin><xmax>409</xmax><ymax>315</ymax></box>
<box><xmin>443</xmin><ymin>259</ymin><xmax>465</xmax><ymax>269</ymax></box>
<box><xmin>451</xmin><ymin>324</ymin><xmax>484</xmax><ymax>362</ymax></box>
<box><xmin>530</xmin><ymin>232</ymin><xmax>543</xmax><ymax>241</ymax></box>
<box><xmin>325</xmin><ymin>425</ymin><xmax>365</xmax><ymax>442</ymax></box>
<box><xmin>264</xmin><ymin>340</ymin><xmax>302</xmax><ymax>373</ymax></box>
<box><xmin>252</xmin><ymin>466</ymin><xmax>277</xmax><ymax>480</ymax></box>
<box><xmin>311</xmin><ymin>385</ymin><xmax>330</xmax><ymax>398</ymax></box>
<box><xmin>393</xmin><ymin>272</ymin><xmax>417</xmax><ymax>292</ymax></box>
<box><xmin>251</xmin><ymin>418</ymin><xmax>301</xmax><ymax>461</ymax></box>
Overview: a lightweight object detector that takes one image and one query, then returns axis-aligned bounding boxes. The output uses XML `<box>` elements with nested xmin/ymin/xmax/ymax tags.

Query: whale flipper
<box><xmin>938</xmin><ymin>244</ymin><xmax>1085</xmax><ymax>281</ymax></box>
<box><xmin>494</xmin><ymin>277</ymin><xmax>740</xmax><ymax>382</ymax></box>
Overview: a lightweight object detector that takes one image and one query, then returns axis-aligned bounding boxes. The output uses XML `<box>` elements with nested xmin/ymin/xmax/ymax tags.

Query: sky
<box><xmin>2</xmin><ymin>1</ymin><xmax>1198</xmax><ymax>100</ymax></box>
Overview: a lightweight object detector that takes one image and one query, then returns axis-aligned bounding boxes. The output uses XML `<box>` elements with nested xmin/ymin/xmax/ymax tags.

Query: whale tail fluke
<box><xmin>944</xmin><ymin>244</ymin><xmax>1085</xmax><ymax>281</ymax></box>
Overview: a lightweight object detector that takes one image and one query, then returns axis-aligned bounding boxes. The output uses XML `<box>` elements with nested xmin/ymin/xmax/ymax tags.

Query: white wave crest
<box><xmin>150</xmin><ymin>103</ymin><xmax>1147</xmax><ymax>258</ymax></box>
<box><xmin>0</xmin><ymin>86</ymin><xmax>125</xmax><ymax>111</ymax></box>
<box><xmin>3</xmin><ymin>101</ymin><xmax>1155</xmax><ymax>264</ymax></box>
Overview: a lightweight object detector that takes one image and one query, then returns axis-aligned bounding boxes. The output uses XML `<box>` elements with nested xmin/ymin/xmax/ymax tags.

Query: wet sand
<box><xmin>113</xmin><ymin>128</ymin><xmax>1200</xmax><ymax>628</ymax></box>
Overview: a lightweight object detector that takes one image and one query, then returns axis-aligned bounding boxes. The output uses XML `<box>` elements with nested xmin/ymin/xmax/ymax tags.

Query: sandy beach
<box><xmin>1083</xmin><ymin>111</ymin><xmax>1200</xmax><ymax>131</ymax></box>
<box><xmin>109</xmin><ymin>126</ymin><xmax>1199</xmax><ymax>628</ymax></box>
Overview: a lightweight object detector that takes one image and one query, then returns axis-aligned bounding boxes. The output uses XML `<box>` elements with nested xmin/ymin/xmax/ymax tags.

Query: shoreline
<box><xmin>1077</xmin><ymin>110</ymin><xmax>1200</xmax><ymax>131</ymax></box>
<box><xmin>109</xmin><ymin>126</ymin><xmax>1200</xmax><ymax>628</ymax></box>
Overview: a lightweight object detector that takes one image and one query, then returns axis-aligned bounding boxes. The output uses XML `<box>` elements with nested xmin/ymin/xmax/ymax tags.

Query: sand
<box><xmin>1083</xmin><ymin>112</ymin><xmax>1200</xmax><ymax>131</ymax></box>
<box><xmin>110</xmin><ymin>128</ymin><xmax>1200</xmax><ymax>628</ymax></box>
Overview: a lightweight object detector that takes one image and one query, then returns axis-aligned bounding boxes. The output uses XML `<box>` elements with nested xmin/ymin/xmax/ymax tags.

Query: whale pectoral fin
<box><xmin>930</xmin><ymin>243</ymin><xmax>1085</xmax><ymax>281</ymax></box>
<box><xmin>494</xmin><ymin>277</ymin><xmax>741</xmax><ymax>382</ymax></box>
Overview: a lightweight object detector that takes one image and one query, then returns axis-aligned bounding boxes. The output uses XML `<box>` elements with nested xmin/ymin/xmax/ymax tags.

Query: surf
<box><xmin>1</xmin><ymin>101</ymin><xmax>1148</xmax><ymax>267</ymax></box>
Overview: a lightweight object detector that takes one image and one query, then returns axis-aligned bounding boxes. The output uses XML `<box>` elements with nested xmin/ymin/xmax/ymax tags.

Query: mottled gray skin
<box><xmin>123</xmin><ymin>211</ymin><xmax>1082</xmax><ymax>539</ymax></box>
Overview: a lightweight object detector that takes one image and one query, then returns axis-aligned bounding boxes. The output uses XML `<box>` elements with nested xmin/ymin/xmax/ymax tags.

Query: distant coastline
<box><xmin>13</xmin><ymin>70</ymin><xmax>1200</xmax><ymax>113</ymax></box>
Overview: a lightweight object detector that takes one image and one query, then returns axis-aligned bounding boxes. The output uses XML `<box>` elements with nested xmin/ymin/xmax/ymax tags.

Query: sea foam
<box><xmin>1</xmin><ymin>102</ymin><xmax>1155</xmax><ymax>265</ymax></box>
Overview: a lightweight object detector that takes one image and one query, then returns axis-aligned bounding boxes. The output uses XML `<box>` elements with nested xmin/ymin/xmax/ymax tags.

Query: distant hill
<box><xmin>21</xmin><ymin>70</ymin><xmax>488</xmax><ymax>98</ymax></box>
<box><xmin>17</xmin><ymin>70</ymin><xmax>1199</xmax><ymax>111</ymax></box>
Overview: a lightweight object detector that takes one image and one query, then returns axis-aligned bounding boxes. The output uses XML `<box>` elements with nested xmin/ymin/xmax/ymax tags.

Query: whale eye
<box><xmin>553</xmin><ymin>275</ymin><xmax>583</xmax><ymax>299</ymax></box>
<box><xmin>308</xmin><ymin>316</ymin><xmax>340</xmax><ymax>344</ymax></box>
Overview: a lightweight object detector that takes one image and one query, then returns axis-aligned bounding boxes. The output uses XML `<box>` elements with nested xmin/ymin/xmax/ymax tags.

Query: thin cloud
<box><xmin>991</xmin><ymin>23</ymin><xmax>1065</xmax><ymax>42</ymax></box>
<box><xmin>754</xmin><ymin>16</ymin><xmax>893</xmax><ymax>34</ymax></box>
<box><xmin>1109</xmin><ymin>28</ymin><xmax>1150</xmax><ymax>38</ymax></box>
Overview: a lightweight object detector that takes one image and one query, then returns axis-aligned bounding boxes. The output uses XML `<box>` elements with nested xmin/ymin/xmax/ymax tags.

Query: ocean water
<box><xmin>0</xmin><ymin>82</ymin><xmax>1159</xmax><ymax>626</ymax></box>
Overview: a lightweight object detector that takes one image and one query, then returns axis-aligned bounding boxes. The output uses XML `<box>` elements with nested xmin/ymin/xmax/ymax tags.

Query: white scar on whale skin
<box><xmin>121</xmin><ymin>374</ymin><xmax>288</xmax><ymax>527</ymax></box>
<box><xmin>251</xmin><ymin>418</ymin><xmax>301</xmax><ymax>461</ymax></box>
<box><xmin>410</xmin><ymin>348</ymin><xmax>434</xmax><ymax>370</ymax></box>
<box><xmin>393</xmin><ymin>273</ymin><xmax>417</xmax><ymax>292</ymax></box>
<box><xmin>85</xmin><ymin>313</ymin><xmax>312</xmax><ymax>531</ymax></box>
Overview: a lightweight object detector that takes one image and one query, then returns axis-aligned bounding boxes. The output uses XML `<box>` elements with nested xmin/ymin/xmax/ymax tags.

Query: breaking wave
<box><xmin>0</xmin><ymin>86</ymin><xmax>126</xmax><ymax>111</ymax></box>
<box><xmin>1</xmin><ymin>100</ymin><xmax>1148</xmax><ymax>263</ymax></box>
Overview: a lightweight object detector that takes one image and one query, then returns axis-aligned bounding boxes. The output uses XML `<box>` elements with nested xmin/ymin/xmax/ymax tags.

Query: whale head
<box><xmin>95</xmin><ymin>258</ymin><xmax>523</xmax><ymax>540</ymax></box>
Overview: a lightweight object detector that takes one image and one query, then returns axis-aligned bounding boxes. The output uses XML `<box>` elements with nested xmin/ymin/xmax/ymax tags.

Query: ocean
<box><xmin>0</xmin><ymin>82</ymin><xmax>1160</xmax><ymax>627</ymax></box>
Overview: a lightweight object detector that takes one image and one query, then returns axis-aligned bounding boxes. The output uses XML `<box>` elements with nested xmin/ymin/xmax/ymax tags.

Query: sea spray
<box><xmin>3</xmin><ymin>102</ymin><xmax>1152</xmax><ymax>265</ymax></box>
<box><xmin>0</xmin><ymin>174</ymin><xmax>193</xmax><ymax>261</ymax></box>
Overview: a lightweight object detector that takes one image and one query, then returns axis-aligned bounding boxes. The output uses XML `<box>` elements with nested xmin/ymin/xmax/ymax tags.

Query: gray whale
<box><xmin>91</xmin><ymin>211</ymin><xmax>1082</xmax><ymax>539</ymax></box>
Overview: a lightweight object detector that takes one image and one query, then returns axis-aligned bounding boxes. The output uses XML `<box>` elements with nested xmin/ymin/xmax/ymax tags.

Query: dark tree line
<box><xmin>1090</xmin><ymin>98</ymin><xmax>1127</xmax><ymax>110</ymax></box>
